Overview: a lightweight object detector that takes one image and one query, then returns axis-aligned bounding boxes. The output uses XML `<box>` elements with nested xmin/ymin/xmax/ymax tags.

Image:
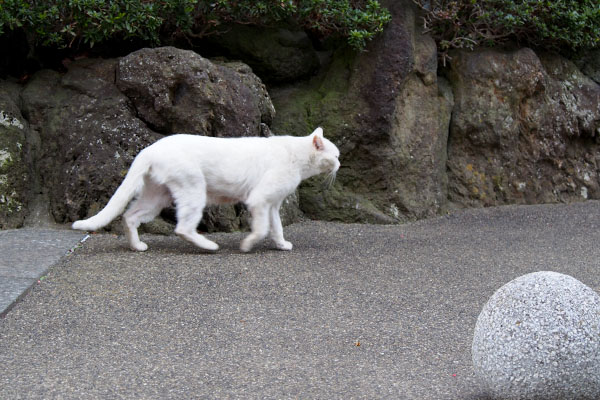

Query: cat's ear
<box><xmin>313</xmin><ymin>134</ymin><xmax>325</xmax><ymax>151</ymax></box>
<box><xmin>310</xmin><ymin>127</ymin><xmax>324</xmax><ymax>138</ymax></box>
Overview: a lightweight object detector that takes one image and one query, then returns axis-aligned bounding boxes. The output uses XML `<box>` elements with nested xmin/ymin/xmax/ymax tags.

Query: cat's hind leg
<box><xmin>269</xmin><ymin>201</ymin><xmax>292</xmax><ymax>251</ymax></box>
<box><xmin>123</xmin><ymin>179</ymin><xmax>172</xmax><ymax>251</ymax></box>
<box><xmin>168</xmin><ymin>178</ymin><xmax>219</xmax><ymax>251</ymax></box>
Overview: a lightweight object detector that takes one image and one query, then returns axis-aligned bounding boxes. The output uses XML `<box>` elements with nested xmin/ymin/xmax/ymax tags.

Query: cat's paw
<box><xmin>240</xmin><ymin>239</ymin><xmax>253</xmax><ymax>253</ymax></box>
<box><xmin>275</xmin><ymin>240</ymin><xmax>293</xmax><ymax>251</ymax></box>
<box><xmin>202</xmin><ymin>240</ymin><xmax>219</xmax><ymax>252</ymax></box>
<box><xmin>131</xmin><ymin>242</ymin><xmax>148</xmax><ymax>252</ymax></box>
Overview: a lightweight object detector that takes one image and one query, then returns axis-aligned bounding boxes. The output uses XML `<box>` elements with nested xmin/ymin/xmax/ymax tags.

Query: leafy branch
<box><xmin>0</xmin><ymin>0</ymin><xmax>391</xmax><ymax>51</ymax></box>
<box><xmin>413</xmin><ymin>0</ymin><xmax>600</xmax><ymax>65</ymax></box>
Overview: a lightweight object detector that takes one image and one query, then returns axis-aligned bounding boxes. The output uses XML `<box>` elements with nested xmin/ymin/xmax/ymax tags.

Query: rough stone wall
<box><xmin>446</xmin><ymin>48</ymin><xmax>600</xmax><ymax>209</ymax></box>
<box><xmin>271</xmin><ymin>3</ymin><xmax>600</xmax><ymax>222</ymax></box>
<box><xmin>1</xmin><ymin>3</ymin><xmax>600</xmax><ymax>230</ymax></box>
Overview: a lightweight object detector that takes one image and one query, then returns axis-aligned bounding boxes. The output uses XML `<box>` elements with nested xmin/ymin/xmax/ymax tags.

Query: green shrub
<box><xmin>413</xmin><ymin>0</ymin><xmax>600</xmax><ymax>64</ymax></box>
<box><xmin>0</xmin><ymin>0</ymin><xmax>391</xmax><ymax>51</ymax></box>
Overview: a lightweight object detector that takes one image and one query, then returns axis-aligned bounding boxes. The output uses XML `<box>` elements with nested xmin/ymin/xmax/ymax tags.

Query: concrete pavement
<box><xmin>1</xmin><ymin>201</ymin><xmax>599</xmax><ymax>398</ymax></box>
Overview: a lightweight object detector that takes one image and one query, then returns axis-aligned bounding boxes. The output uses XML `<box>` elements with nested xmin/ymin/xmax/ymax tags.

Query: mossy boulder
<box><xmin>271</xmin><ymin>0</ymin><xmax>453</xmax><ymax>223</ymax></box>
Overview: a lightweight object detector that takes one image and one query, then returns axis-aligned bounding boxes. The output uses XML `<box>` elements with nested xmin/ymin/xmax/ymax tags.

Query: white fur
<box><xmin>72</xmin><ymin>127</ymin><xmax>340</xmax><ymax>252</ymax></box>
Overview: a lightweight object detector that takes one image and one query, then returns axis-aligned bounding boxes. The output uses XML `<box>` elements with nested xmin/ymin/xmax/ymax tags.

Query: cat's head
<box><xmin>309</xmin><ymin>127</ymin><xmax>340</xmax><ymax>177</ymax></box>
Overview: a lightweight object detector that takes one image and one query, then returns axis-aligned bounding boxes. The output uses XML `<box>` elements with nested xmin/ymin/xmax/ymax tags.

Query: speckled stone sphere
<box><xmin>472</xmin><ymin>271</ymin><xmax>600</xmax><ymax>399</ymax></box>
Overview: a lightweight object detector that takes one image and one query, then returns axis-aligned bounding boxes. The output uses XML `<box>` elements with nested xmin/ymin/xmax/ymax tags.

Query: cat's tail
<box><xmin>72</xmin><ymin>153</ymin><xmax>150</xmax><ymax>231</ymax></box>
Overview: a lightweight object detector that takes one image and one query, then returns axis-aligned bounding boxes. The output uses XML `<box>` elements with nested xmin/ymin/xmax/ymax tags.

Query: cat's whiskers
<box><xmin>323</xmin><ymin>170</ymin><xmax>337</xmax><ymax>190</ymax></box>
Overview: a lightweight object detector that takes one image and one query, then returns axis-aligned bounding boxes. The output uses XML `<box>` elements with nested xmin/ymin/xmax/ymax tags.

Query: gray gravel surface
<box><xmin>1</xmin><ymin>202</ymin><xmax>599</xmax><ymax>399</ymax></box>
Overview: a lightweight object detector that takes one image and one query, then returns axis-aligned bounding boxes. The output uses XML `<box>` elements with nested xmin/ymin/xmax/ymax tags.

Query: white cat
<box><xmin>72</xmin><ymin>127</ymin><xmax>340</xmax><ymax>252</ymax></box>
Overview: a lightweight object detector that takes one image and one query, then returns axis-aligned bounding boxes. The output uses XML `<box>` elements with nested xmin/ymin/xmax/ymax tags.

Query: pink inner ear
<box><xmin>313</xmin><ymin>135</ymin><xmax>324</xmax><ymax>151</ymax></box>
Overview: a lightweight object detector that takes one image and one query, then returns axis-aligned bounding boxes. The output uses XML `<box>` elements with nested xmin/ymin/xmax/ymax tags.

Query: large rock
<box><xmin>472</xmin><ymin>271</ymin><xmax>600</xmax><ymax>399</ymax></box>
<box><xmin>0</xmin><ymin>81</ymin><xmax>30</xmax><ymax>228</ymax></box>
<box><xmin>116</xmin><ymin>46</ymin><xmax>275</xmax><ymax>137</ymax></box>
<box><xmin>271</xmin><ymin>0</ymin><xmax>453</xmax><ymax>223</ymax></box>
<box><xmin>446</xmin><ymin>48</ymin><xmax>600</xmax><ymax>209</ymax></box>
<box><xmin>21</xmin><ymin>60</ymin><xmax>160</xmax><ymax>224</ymax></box>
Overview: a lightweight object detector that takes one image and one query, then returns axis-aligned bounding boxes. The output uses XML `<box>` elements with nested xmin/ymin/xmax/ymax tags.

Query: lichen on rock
<box><xmin>0</xmin><ymin>83</ymin><xmax>29</xmax><ymax>228</ymax></box>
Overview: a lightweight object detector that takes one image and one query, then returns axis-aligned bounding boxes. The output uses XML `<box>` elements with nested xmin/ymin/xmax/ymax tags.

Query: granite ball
<box><xmin>472</xmin><ymin>271</ymin><xmax>600</xmax><ymax>399</ymax></box>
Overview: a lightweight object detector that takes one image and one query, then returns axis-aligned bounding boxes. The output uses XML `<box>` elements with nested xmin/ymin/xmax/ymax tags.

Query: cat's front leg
<box><xmin>269</xmin><ymin>203</ymin><xmax>292</xmax><ymax>251</ymax></box>
<box><xmin>241</xmin><ymin>204</ymin><xmax>270</xmax><ymax>252</ymax></box>
<box><xmin>274</xmin><ymin>238</ymin><xmax>293</xmax><ymax>251</ymax></box>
